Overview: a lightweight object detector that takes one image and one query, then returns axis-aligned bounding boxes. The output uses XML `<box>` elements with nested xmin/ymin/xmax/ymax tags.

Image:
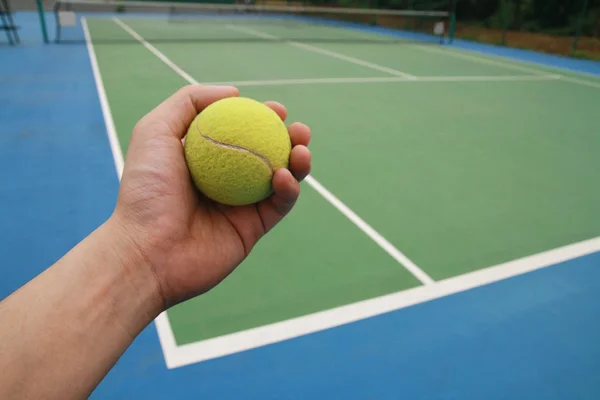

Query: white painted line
<box><xmin>206</xmin><ymin>74</ymin><xmax>560</xmax><ymax>87</ymax></box>
<box><xmin>154</xmin><ymin>312</ymin><xmax>180</xmax><ymax>369</ymax></box>
<box><xmin>413</xmin><ymin>44</ymin><xmax>551</xmax><ymax>76</ymax></box>
<box><xmin>305</xmin><ymin>175</ymin><xmax>434</xmax><ymax>286</ymax></box>
<box><xmin>558</xmin><ymin>75</ymin><xmax>600</xmax><ymax>89</ymax></box>
<box><xmin>164</xmin><ymin>236</ymin><xmax>600</xmax><ymax>368</ymax></box>
<box><xmin>418</xmin><ymin>74</ymin><xmax>561</xmax><ymax>82</ymax></box>
<box><xmin>226</xmin><ymin>24</ymin><xmax>417</xmax><ymax>80</ymax></box>
<box><xmin>82</xmin><ymin>17</ymin><xmax>124</xmax><ymax>178</ymax></box>
<box><xmin>414</xmin><ymin>45</ymin><xmax>600</xmax><ymax>90</ymax></box>
<box><xmin>112</xmin><ymin>17</ymin><xmax>199</xmax><ymax>85</ymax></box>
<box><xmin>84</xmin><ymin>16</ymin><xmax>178</xmax><ymax>367</ymax></box>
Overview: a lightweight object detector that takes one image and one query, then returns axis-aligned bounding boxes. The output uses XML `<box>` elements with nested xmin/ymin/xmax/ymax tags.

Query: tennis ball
<box><xmin>184</xmin><ymin>97</ymin><xmax>291</xmax><ymax>206</ymax></box>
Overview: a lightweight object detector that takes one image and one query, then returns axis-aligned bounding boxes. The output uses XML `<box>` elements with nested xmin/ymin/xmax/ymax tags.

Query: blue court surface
<box><xmin>2</xmin><ymin>8</ymin><xmax>600</xmax><ymax>399</ymax></box>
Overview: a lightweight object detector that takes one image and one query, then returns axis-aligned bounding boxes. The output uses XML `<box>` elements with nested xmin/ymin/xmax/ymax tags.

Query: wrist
<box><xmin>93</xmin><ymin>216</ymin><xmax>165</xmax><ymax>338</ymax></box>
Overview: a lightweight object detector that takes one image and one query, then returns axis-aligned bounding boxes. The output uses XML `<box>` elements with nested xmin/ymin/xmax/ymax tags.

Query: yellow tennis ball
<box><xmin>184</xmin><ymin>97</ymin><xmax>291</xmax><ymax>206</ymax></box>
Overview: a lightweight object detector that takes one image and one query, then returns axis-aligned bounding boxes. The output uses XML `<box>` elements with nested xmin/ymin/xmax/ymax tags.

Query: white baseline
<box><xmin>162</xmin><ymin>236</ymin><xmax>600</xmax><ymax>368</ymax></box>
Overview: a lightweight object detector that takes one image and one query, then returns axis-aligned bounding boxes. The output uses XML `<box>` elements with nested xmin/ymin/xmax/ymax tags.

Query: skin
<box><xmin>0</xmin><ymin>85</ymin><xmax>312</xmax><ymax>400</ymax></box>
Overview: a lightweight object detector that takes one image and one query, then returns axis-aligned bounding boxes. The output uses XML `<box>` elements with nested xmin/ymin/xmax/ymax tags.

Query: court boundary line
<box><xmin>161</xmin><ymin>236</ymin><xmax>600</xmax><ymax>368</ymax></box>
<box><xmin>82</xmin><ymin>17</ymin><xmax>124</xmax><ymax>177</ymax></box>
<box><xmin>205</xmin><ymin>74</ymin><xmax>561</xmax><ymax>87</ymax></box>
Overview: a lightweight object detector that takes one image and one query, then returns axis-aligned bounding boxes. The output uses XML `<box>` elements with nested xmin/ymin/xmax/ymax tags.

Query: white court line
<box><xmin>226</xmin><ymin>24</ymin><xmax>417</xmax><ymax>80</ymax></box>
<box><xmin>413</xmin><ymin>45</ymin><xmax>551</xmax><ymax>76</ymax></box>
<box><xmin>305</xmin><ymin>176</ymin><xmax>433</xmax><ymax>285</ymax></box>
<box><xmin>82</xmin><ymin>18</ymin><xmax>124</xmax><ymax>178</ymax></box>
<box><xmin>84</xmin><ymin>16</ymin><xmax>182</xmax><ymax>367</ymax></box>
<box><xmin>206</xmin><ymin>74</ymin><xmax>560</xmax><ymax>87</ymax></box>
<box><xmin>112</xmin><ymin>17</ymin><xmax>199</xmax><ymax>84</ymax></box>
<box><xmin>162</xmin><ymin>236</ymin><xmax>600</xmax><ymax>368</ymax></box>
<box><xmin>413</xmin><ymin>45</ymin><xmax>600</xmax><ymax>90</ymax></box>
<box><xmin>556</xmin><ymin>75</ymin><xmax>600</xmax><ymax>89</ymax></box>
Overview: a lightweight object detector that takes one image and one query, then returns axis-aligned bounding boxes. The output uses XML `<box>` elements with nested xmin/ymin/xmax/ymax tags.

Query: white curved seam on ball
<box><xmin>196</xmin><ymin>124</ymin><xmax>274</xmax><ymax>173</ymax></box>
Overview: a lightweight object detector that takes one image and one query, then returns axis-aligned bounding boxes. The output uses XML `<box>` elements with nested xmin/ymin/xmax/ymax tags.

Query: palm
<box><xmin>115</xmin><ymin>86</ymin><xmax>311</xmax><ymax>307</ymax></box>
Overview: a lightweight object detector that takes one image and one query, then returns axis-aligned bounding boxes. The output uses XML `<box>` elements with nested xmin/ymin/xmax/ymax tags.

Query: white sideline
<box><xmin>82</xmin><ymin>18</ymin><xmax>124</xmax><ymax>177</ymax></box>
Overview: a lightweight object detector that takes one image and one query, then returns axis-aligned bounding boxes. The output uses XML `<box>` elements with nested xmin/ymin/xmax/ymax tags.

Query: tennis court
<box><xmin>3</xmin><ymin>1</ymin><xmax>600</xmax><ymax>397</ymax></box>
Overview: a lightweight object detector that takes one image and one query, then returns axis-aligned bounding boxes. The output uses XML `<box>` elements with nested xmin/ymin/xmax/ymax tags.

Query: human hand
<box><xmin>110</xmin><ymin>85</ymin><xmax>312</xmax><ymax>310</ymax></box>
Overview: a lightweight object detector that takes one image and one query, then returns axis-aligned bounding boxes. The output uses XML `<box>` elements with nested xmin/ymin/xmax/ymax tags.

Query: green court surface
<box><xmin>86</xmin><ymin>15</ymin><xmax>600</xmax><ymax>358</ymax></box>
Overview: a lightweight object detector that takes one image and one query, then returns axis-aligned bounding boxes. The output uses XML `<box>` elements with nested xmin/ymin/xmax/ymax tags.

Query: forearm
<box><xmin>0</xmin><ymin>217</ymin><xmax>162</xmax><ymax>400</ymax></box>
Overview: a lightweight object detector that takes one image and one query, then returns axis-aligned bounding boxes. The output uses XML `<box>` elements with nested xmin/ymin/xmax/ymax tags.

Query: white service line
<box><xmin>112</xmin><ymin>17</ymin><xmax>199</xmax><ymax>84</ymax></box>
<box><xmin>111</xmin><ymin>16</ymin><xmax>433</xmax><ymax>283</ymax></box>
<box><xmin>161</xmin><ymin>235</ymin><xmax>600</xmax><ymax>368</ymax></box>
<box><xmin>206</xmin><ymin>74</ymin><xmax>560</xmax><ymax>87</ymax></box>
<box><xmin>226</xmin><ymin>24</ymin><xmax>417</xmax><ymax>80</ymax></box>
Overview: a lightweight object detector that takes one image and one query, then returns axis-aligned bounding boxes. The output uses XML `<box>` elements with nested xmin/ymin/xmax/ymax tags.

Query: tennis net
<box><xmin>52</xmin><ymin>0</ymin><xmax>453</xmax><ymax>44</ymax></box>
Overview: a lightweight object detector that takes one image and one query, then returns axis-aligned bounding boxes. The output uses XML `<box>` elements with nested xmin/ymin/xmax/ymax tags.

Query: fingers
<box><xmin>289</xmin><ymin>145</ymin><xmax>311</xmax><ymax>182</ymax></box>
<box><xmin>257</xmin><ymin>168</ymin><xmax>300</xmax><ymax>232</ymax></box>
<box><xmin>264</xmin><ymin>101</ymin><xmax>287</xmax><ymax>122</ymax></box>
<box><xmin>288</xmin><ymin>122</ymin><xmax>311</xmax><ymax>147</ymax></box>
<box><xmin>272</xmin><ymin>168</ymin><xmax>300</xmax><ymax>205</ymax></box>
<box><xmin>137</xmin><ymin>85</ymin><xmax>240</xmax><ymax>140</ymax></box>
<box><xmin>263</xmin><ymin>104</ymin><xmax>311</xmax><ymax>181</ymax></box>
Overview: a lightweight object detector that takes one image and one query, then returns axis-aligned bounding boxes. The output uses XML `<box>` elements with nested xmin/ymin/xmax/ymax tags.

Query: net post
<box><xmin>571</xmin><ymin>0</ymin><xmax>589</xmax><ymax>57</ymax></box>
<box><xmin>36</xmin><ymin>0</ymin><xmax>49</xmax><ymax>43</ymax></box>
<box><xmin>448</xmin><ymin>0</ymin><xmax>456</xmax><ymax>44</ymax></box>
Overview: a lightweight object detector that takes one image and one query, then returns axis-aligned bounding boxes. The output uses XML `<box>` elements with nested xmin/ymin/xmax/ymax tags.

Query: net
<box><xmin>52</xmin><ymin>0</ymin><xmax>453</xmax><ymax>45</ymax></box>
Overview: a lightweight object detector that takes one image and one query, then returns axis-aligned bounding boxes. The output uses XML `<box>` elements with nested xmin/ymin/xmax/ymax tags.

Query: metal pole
<box><xmin>448</xmin><ymin>0</ymin><xmax>456</xmax><ymax>44</ymax></box>
<box><xmin>36</xmin><ymin>0</ymin><xmax>49</xmax><ymax>43</ymax></box>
